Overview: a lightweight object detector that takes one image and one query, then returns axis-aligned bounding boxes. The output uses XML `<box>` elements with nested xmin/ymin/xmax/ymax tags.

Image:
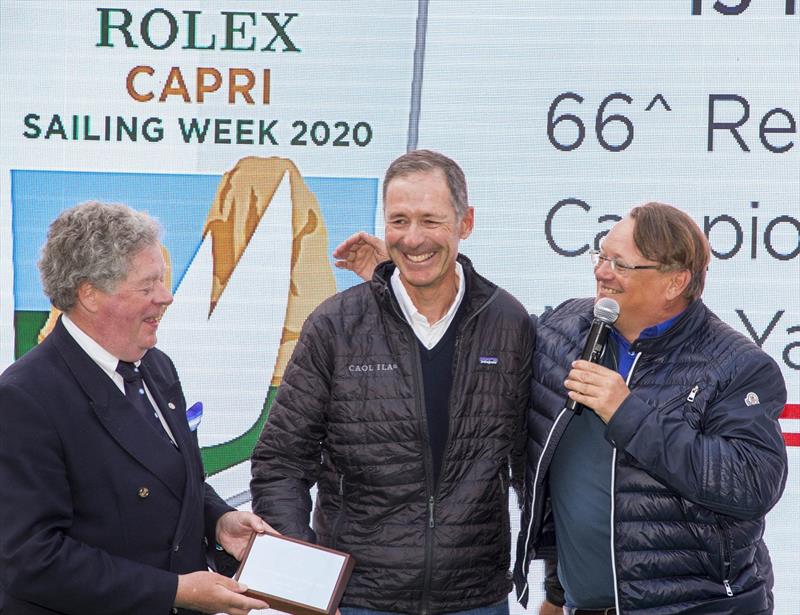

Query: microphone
<box><xmin>566</xmin><ymin>297</ymin><xmax>620</xmax><ymax>414</ymax></box>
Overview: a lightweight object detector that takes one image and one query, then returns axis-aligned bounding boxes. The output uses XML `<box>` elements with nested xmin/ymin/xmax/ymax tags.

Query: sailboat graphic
<box><xmin>158</xmin><ymin>171</ymin><xmax>293</xmax><ymax>448</ymax></box>
<box><xmin>158</xmin><ymin>156</ymin><xmax>338</xmax><ymax>486</ymax></box>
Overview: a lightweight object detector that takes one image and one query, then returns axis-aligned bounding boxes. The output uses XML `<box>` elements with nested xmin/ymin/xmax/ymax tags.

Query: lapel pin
<box><xmin>167</xmin><ymin>402</ymin><xmax>176</xmax><ymax>410</ymax></box>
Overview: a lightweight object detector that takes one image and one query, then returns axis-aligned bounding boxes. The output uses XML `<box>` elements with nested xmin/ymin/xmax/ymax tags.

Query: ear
<box><xmin>76</xmin><ymin>281</ymin><xmax>101</xmax><ymax>314</ymax></box>
<box><xmin>665</xmin><ymin>269</ymin><xmax>691</xmax><ymax>301</ymax></box>
<box><xmin>459</xmin><ymin>207</ymin><xmax>475</xmax><ymax>240</ymax></box>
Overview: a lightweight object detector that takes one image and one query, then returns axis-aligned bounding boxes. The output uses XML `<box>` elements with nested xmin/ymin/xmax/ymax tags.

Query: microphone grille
<box><xmin>594</xmin><ymin>297</ymin><xmax>620</xmax><ymax>324</ymax></box>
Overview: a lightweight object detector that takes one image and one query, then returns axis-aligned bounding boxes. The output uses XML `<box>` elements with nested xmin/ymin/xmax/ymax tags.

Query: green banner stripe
<box><xmin>200</xmin><ymin>387</ymin><xmax>277</xmax><ymax>476</ymax></box>
<box><xmin>15</xmin><ymin>310</ymin><xmax>50</xmax><ymax>359</ymax></box>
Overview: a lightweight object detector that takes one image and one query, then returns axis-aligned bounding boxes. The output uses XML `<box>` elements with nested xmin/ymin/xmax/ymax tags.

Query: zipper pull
<box><xmin>428</xmin><ymin>496</ymin><xmax>435</xmax><ymax>528</ymax></box>
<box><xmin>687</xmin><ymin>385</ymin><xmax>700</xmax><ymax>403</ymax></box>
<box><xmin>723</xmin><ymin>579</ymin><xmax>733</xmax><ymax>597</ymax></box>
<box><xmin>339</xmin><ymin>475</ymin><xmax>344</xmax><ymax>496</ymax></box>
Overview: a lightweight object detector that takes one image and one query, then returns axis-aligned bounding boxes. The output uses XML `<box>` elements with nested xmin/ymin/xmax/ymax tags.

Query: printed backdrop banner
<box><xmin>1</xmin><ymin>2</ymin><xmax>797</xmax><ymax>612</ymax></box>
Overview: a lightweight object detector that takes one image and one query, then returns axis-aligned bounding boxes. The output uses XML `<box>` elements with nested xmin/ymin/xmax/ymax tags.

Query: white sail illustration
<box><xmin>158</xmin><ymin>171</ymin><xmax>293</xmax><ymax>447</ymax></box>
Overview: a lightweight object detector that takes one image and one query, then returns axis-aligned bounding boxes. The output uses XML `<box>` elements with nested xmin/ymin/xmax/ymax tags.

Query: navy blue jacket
<box><xmin>514</xmin><ymin>298</ymin><xmax>787</xmax><ymax>614</ymax></box>
<box><xmin>0</xmin><ymin>317</ymin><xmax>232</xmax><ymax>615</ymax></box>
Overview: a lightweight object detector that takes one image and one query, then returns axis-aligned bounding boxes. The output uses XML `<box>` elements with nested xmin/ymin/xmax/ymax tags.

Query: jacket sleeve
<box><xmin>510</xmin><ymin>313</ymin><xmax>536</xmax><ymax>501</ymax></box>
<box><xmin>606</xmin><ymin>347</ymin><xmax>788</xmax><ymax>520</ymax></box>
<box><xmin>203</xmin><ymin>483</ymin><xmax>235</xmax><ymax>540</ymax></box>
<box><xmin>202</xmin><ymin>482</ymin><xmax>240</xmax><ymax>576</ymax></box>
<box><xmin>250</xmin><ymin>314</ymin><xmax>333</xmax><ymax>542</ymax></box>
<box><xmin>0</xmin><ymin>381</ymin><xmax>178</xmax><ymax>615</ymax></box>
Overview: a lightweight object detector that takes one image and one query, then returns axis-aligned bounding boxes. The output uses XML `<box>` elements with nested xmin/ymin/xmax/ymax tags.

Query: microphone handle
<box><xmin>566</xmin><ymin>320</ymin><xmax>612</xmax><ymax>414</ymax></box>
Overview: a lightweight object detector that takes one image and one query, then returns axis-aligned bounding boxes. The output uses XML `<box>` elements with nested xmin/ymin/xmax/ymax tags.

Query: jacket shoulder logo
<box><xmin>479</xmin><ymin>356</ymin><xmax>499</xmax><ymax>365</ymax></box>
<box><xmin>744</xmin><ymin>392</ymin><xmax>760</xmax><ymax>406</ymax></box>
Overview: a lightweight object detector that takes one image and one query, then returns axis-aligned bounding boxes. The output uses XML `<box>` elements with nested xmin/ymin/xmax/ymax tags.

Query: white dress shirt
<box><xmin>390</xmin><ymin>262</ymin><xmax>465</xmax><ymax>350</ymax></box>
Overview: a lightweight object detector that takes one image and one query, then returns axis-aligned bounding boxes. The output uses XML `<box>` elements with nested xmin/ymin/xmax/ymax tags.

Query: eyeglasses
<box><xmin>589</xmin><ymin>250</ymin><xmax>660</xmax><ymax>275</ymax></box>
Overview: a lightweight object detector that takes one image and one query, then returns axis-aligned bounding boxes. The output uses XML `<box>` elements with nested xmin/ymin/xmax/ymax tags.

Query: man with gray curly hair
<box><xmin>39</xmin><ymin>201</ymin><xmax>162</xmax><ymax>314</ymax></box>
<box><xmin>0</xmin><ymin>201</ymin><xmax>271</xmax><ymax>615</ymax></box>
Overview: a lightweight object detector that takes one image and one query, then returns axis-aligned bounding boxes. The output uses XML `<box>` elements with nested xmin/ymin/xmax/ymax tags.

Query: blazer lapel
<box><xmin>139</xmin><ymin>357</ymin><xmax>208</xmax><ymax>550</ymax></box>
<box><xmin>51</xmin><ymin>319</ymin><xmax>186</xmax><ymax>499</ymax></box>
<box><xmin>139</xmin><ymin>361</ymin><xmax>192</xmax><ymax>453</ymax></box>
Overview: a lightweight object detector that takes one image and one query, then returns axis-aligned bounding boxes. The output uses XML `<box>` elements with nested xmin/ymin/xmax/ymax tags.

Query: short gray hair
<box><xmin>39</xmin><ymin>201</ymin><xmax>161</xmax><ymax>311</ymax></box>
<box><xmin>383</xmin><ymin>149</ymin><xmax>469</xmax><ymax>219</ymax></box>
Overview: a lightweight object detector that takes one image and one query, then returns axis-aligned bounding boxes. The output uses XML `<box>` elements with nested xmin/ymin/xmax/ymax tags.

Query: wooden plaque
<box><xmin>234</xmin><ymin>532</ymin><xmax>355</xmax><ymax>615</ymax></box>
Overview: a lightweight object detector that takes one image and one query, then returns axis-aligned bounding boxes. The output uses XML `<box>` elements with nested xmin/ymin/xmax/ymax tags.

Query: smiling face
<box><xmin>384</xmin><ymin>169</ymin><xmax>474</xmax><ymax>308</ymax></box>
<box><xmin>595</xmin><ymin>216</ymin><xmax>689</xmax><ymax>341</ymax></box>
<box><xmin>82</xmin><ymin>243</ymin><xmax>173</xmax><ymax>361</ymax></box>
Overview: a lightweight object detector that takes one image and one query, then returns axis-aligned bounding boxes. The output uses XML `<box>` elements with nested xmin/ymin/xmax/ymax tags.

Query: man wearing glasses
<box><xmin>515</xmin><ymin>202</ymin><xmax>787</xmax><ymax>615</ymax></box>
<box><xmin>335</xmin><ymin>202</ymin><xmax>787</xmax><ymax>615</ymax></box>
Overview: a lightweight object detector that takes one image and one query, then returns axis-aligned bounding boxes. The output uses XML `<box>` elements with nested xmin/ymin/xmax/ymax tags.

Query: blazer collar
<box><xmin>50</xmin><ymin>317</ymin><xmax>186</xmax><ymax>499</ymax></box>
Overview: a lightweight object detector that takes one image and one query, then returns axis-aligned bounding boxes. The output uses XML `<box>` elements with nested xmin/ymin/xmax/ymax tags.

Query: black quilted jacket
<box><xmin>251</xmin><ymin>255</ymin><xmax>534</xmax><ymax>614</ymax></box>
<box><xmin>514</xmin><ymin>298</ymin><xmax>787</xmax><ymax>614</ymax></box>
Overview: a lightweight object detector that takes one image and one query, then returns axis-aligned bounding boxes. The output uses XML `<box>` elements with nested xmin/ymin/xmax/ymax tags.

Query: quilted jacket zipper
<box><xmin>419</xmin><ymin>287</ymin><xmax>499</xmax><ymax>615</ymax></box>
<box><xmin>330</xmin><ymin>473</ymin><xmax>346</xmax><ymax>551</ymax></box>
<box><xmin>715</xmin><ymin>521</ymin><xmax>734</xmax><ymax>596</ymax></box>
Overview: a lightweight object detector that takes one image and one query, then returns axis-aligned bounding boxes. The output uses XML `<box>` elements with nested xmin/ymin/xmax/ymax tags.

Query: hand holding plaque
<box><xmin>235</xmin><ymin>532</ymin><xmax>355</xmax><ymax>615</ymax></box>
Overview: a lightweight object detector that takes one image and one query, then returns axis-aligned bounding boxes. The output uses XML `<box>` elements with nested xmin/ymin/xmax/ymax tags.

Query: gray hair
<box><xmin>383</xmin><ymin>149</ymin><xmax>469</xmax><ymax>219</ymax></box>
<box><xmin>39</xmin><ymin>201</ymin><xmax>161</xmax><ymax>311</ymax></box>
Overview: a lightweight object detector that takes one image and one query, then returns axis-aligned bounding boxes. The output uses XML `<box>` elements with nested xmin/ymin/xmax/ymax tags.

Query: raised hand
<box><xmin>332</xmin><ymin>231</ymin><xmax>388</xmax><ymax>282</ymax></box>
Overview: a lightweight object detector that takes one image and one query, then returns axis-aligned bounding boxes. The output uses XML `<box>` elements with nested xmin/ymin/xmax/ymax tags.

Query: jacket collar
<box><xmin>628</xmin><ymin>299</ymin><xmax>707</xmax><ymax>356</ymax></box>
<box><xmin>371</xmin><ymin>253</ymin><xmax>497</xmax><ymax>321</ymax></box>
<box><xmin>543</xmin><ymin>297</ymin><xmax>708</xmax><ymax>360</ymax></box>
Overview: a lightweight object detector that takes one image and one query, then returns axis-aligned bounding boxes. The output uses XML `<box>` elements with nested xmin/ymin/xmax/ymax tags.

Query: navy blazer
<box><xmin>0</xmin><ymin>317</ymin><xmax>232</xmax><ymax>614</ymax></box>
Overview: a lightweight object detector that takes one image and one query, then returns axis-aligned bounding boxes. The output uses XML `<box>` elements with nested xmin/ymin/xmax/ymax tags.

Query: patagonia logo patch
<box><xmin>479</xmin><ymin>356</ymin><xmax>498</xmax><ymax>365</ymax></box>
<box><xmin>744</xmin><ymin>392</ymin><xmax>760</xmax><ymax>406</ymax></box>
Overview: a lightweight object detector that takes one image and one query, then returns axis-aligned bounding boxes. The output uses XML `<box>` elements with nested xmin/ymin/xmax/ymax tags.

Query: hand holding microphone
<box><xmin>564</xmin><ymin>298</ymin><xmax>630</xmax><ymax>422</ymax></box>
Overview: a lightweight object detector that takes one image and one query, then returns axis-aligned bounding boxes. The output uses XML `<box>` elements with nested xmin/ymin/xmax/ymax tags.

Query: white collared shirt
<box><xmin>62</xmin><ymin>314</ymin><xmax>177</xmax><ymax>443</ymax></box>
<box><xmin>390</xmin><ymin>262</ymin><xmax>465</xmax><ymax>350</ymax></box>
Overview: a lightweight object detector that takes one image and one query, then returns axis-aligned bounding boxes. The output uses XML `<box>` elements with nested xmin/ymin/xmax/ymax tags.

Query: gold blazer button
<box><xmin>138</xmin><ymin>487</ymin><xmax>150</xmax><ymax>498</ymax></box>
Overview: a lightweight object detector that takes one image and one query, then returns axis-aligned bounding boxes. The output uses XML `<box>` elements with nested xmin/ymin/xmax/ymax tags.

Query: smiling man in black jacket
<box><xmin>250</xmin><ymin>150</ymin><xmax>534</xmax><ymax>615</ymax></box>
